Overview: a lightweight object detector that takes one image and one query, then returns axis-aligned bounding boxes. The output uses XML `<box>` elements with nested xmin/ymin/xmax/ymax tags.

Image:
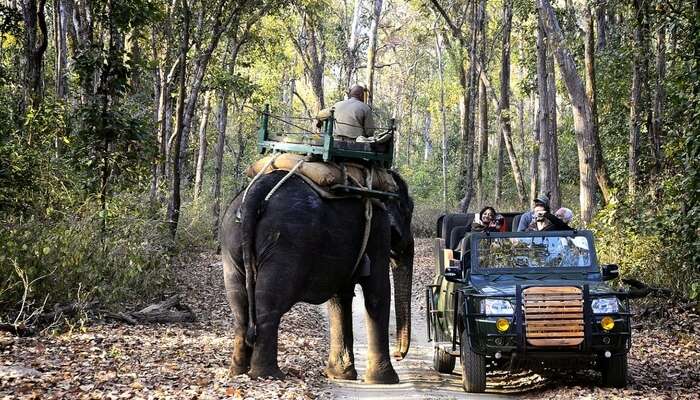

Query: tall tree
<box><xmin>436</xmin><ymin>27</ymin><xmax>449</xmax><ymax>212</ymax></box>
<box><xmin>54</xmin><ymin>0</ymin><xmax>68</xmax><ymax>99</ymax></box>
<box><xmin>167</xmin><ymin>0</ymin><xmax>190</xmax><ymax>241</ymax></box>
<box><xmin>342</xmin><ymin>0</ymin><xmax>363</xmax><ymax>89</ymax></box>
<box><xmin>650</xmin><ymin>7</ymin><xmax>666</xmax><ymax>178</ymax></box>
<box><xmin>538</xmin><ymin>0</ymin><xmax>598</xmax><ymax>224</ymax></box>
<box><xmin>584</xmin><ymin>5</ymin><xmax>614</xmax><ymax>203</ymax></box>
<box><xmin>474</xmin><ymin>0</ymin><xmax>488</xmax><ymax>206</ymax></box>
<box><xmin>289</xmin><ymin>8</ymin><xmax>326</xmax><ymax>111</ymax></box>
<box><xmin>194</xmin><ymin>91</ymin><xmax>212</xmax><ymax>199</ymax></box>
<box><xmin>365</xmin><ymin>0</ymin><xmax>383</xmax><ymax>106</ymax></box>
<box><xmin>628</xmin><ymin>0</ymin><xmax>646</xmax><ymax>196</ymax></box>
<box><xmin>430</xmin><ymin>0</ymin><xmax>478</xmax><ymax>212</ymax></box>
<box><xmin>20</xmin><ymin>0</ymin><xmax>48</xmax><ymax>108</ymax></box>
<box><xmin>536</xmin><ymin>8</ymin><xmax>560</xmax><ymax>209</ymax></box>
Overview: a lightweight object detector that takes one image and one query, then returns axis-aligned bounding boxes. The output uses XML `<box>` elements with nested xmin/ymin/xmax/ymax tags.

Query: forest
<box><xmin>0</xmin><ymin>0</ymin><xmax>699</xmax><ymax>397</ymax></box>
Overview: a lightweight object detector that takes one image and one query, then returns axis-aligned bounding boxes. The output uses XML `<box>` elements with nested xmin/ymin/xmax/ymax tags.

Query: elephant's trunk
<box><xmin>391</xmin><ymin>238</ymin><xmax>414</xmax><ymax>360</ymax></box>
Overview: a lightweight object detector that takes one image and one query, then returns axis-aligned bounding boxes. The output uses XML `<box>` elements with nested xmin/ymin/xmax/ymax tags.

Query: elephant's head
<box><xmin>387</xmin><ymin>171</ymin><xmax>414</xmax><ymax>360</ymax></box>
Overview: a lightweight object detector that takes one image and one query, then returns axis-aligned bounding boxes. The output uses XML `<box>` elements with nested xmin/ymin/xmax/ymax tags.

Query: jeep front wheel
<box><xmin>432</xmin><ymin>345</ymin><xmax>455</xmax><ymax>373</ymax></box>
<box><xmin>460</xmin><ymin>331</ymin><xmax>486</xmax><ymax>393</ymax></box>
<box><xmin>600</xmin><ymin>353</ymin><xmax>628</xmax><ymax>388</ymax></box>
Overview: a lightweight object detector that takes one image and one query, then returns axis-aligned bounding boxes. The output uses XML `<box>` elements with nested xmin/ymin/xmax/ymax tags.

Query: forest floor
<box><xmin>1</xmin><ymin>240</ymin><xmax>699</xmax><ymax>399</ymax></box>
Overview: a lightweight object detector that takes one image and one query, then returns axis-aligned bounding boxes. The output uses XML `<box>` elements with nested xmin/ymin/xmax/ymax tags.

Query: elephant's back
<box><xmin>254</xmin><ymin>173</ymin><xmax>370</xmax><ymax>299</ymax></box>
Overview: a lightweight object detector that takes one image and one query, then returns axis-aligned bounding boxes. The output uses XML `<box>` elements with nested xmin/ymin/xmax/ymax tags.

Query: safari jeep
<box><xmin>426</xmin><ymin>213</ymin><xmax>631</xmax><ymax>393</ymax></box>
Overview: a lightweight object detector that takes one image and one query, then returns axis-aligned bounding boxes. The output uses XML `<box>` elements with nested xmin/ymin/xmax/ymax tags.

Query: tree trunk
<box><xmin>212</xmin><ymin>37</ymin><xmax>244</xmax><ymax>240</ymax></box>
<box><xmin>474</xmin><ymin>0</ymin><xmax>488</xmax><ymax>207</ymax></box>
<box><xmin>436</xmin><ymin>29</ymin><xmax>449</xmax><ymax>211</ymax></box>
<box><xmin>476</xmin><ymin>80</ymin><xmax>487</xmax><ymax>206</ymax></box>
<box><xmin>343</xmin><ymin>0</ymin><xmax>363</xmax><ymax>88</ymax></box>
<box><xmin>595</xmin><ymin>0</ymin><xmax>607</xmax><ymax>51</ymax></box>
<box><xmin>167</xmin><ymin>0</ymin><xmax>189</xmax><ymax>241</ymax></box>
<box><xmin>365</xmin><ymin>0</ymin><xmax>383</xmax><ymax>106</ymax></box>
<box><xmin>494</xmin><ymin>127</ymin><xmax>505</xmax><ymax>206</ymax></box>
<box><xmin>536</xmin><ymin>11</ymin><xmax>560</xmax><ymax>209</ymax></box>
<box><xmin>421</xmin><ymin>112</ymin><xmax>432</xmax><ymax>161</ymax></box>
<box><xmin>650</xmin><ymin>18</ymin><xmax>665</xmax><ymax>177</ymax></box>
<box><xmin>539</xmin><ymin>0</ymin><xmax>597</xmax><ymax>224</ymax></box>
<box><xmin>291</xmin><ymin>14</ymin><xmax>326</xmax><ymax>111</ymax></box>
<box><xmin>530</xmin><ymin>94</ymin><xmax>540</xmax><ymax>202</ymax></box>
<box><xmin>212</xmin><ymin>92</ymin><xmax>227</xmax><ymax>241</ymax></box>
<box><xmin>54</xmin><ymin>0</ymin><xmax>68</xmax><ymax>99</ymax></box>
<box><xmin>458</xmin><ymin>0</ymin><xmax>479</xmax><ymax>213</ymax></box>
<box><xmin>194</xmin><ymin>91</ymin><xmax>212</xmax><ymax>199</ymax></box>
<box><xmin>545</xmin><ymin>47</ymin><xmax>560</xmax><ymax>209</ymax></box>
<box><xmin>628</xmin><ymin>0</ymin><xmax>644</xmax><ymax>196</ymax></box>
<box><xmin>496</xmin><ymin>0</ymin><xmax>528</xmax><ymax>207</ymax></box>
<box><xmin>21</xmin><ymin>0</ymin><xmax>49</xmax><ymax>109</ymax></box>
<box><xmin>584</xmin><ymin>6</ymin><xmax>615</xmax><ymax>204</ymax></box>
<box><xmin>536</xmin><ymin>13</ymin><xmax>548</xmax><ymax>199</ymax></box>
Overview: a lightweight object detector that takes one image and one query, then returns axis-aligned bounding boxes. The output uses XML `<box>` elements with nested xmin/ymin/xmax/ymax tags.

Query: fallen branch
<box><xmin>622</xmin><ymin>278</ymin><xmax>674</xmax><ymax>298</ymax></box>
<box><xmin>0</xmin><ymin>323</ymin><xmax>34</xmax><ymax>337</ymax></box>
<box><xmin>105</xmin><ymin>295</ymin><xmax>196</xmax><ymax>325</ymax></box>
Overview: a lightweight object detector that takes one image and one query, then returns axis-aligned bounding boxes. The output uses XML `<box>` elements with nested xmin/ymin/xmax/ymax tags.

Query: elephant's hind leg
<box><xmin>223</xmin><ymin>257</ymin><xmax>252</xmax><ymax>376</ymax></box>
<box><xmin>325</xmin><ymin>290</ymin><xmax>358</xmax><ymax>380</ymax></box>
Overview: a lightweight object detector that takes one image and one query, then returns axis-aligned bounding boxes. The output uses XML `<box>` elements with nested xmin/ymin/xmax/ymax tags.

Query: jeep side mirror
<box><xmin>601</xmin><ymin>264</ymin><xmax>619</xmax><ymax>281</ymax></box>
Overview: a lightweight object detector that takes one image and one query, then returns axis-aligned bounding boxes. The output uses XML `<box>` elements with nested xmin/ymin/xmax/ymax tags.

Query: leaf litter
<box><xmin>1</xmin><ymin>240</ymin><xmax>699</xmax><ymax>399</ymax></box>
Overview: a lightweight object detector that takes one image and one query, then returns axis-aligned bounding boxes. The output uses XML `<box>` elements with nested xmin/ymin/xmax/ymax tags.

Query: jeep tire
<box><xmin>600</xmin><ymin>353</ymin><xmax>628</xmax><ymax>388</ymax></box>
<box><xmin>432</xmin><ymin>345</ymin><xmax>455</xmax><ymax>373</ymax></box>
<box><xmin>460</xmin><ymin>331</ymin><xmax>486</xmax><ymax>393</ymax></box>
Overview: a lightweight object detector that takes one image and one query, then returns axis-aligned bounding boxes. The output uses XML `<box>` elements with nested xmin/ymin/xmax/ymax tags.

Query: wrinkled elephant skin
<box><xmin>220</xmin><ymin>170</ymin><xmax>413</xmax><ymax>384</ymax></box>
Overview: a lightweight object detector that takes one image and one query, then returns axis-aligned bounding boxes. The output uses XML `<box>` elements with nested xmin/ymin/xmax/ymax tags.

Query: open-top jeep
<box><xmin>427</xmin><ymin>213</ymin><xmax>631</xmax><ymax>393</ymax></box>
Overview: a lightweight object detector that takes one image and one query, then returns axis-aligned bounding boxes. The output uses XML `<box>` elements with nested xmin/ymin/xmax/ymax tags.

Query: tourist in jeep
<box><xmin>525</xmin><ymin>203</ymin><xmax>572</xmax><ymax>231</ymax></box>
<box><xmin>472</xmin><ymin>206</ymin><xmax>504</xmax><ymax>232</ymax></box>
<box><xmin>516</xmin><ymin>194</ymin><xmax>550</xmax><ymax>232</ymax></box>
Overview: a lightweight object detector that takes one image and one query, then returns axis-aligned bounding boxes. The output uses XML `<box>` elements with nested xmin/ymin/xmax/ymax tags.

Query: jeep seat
<box><xmin>441</xmin><ymin>213</ymin><xmax>474</xmax><ymax>249</ymax></box>
<box><xmin>450</xmin><ymin>225</ymin><xmax>471</xmax><ymax>250</ymax></box>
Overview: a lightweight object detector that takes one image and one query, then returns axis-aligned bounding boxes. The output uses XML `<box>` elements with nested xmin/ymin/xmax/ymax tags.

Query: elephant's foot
<box><xmin>248</xmin><ymin>365</ymin><xmax>285</xmax><ymax>380</ymax></box>
<box><xmin>229</xmin><ymin>343</ymin><xmax>251</xmax><ymax>376</ymax></box>
<box><xmin>325</xmin><ymin>363</ymin><xmax>358</xmax><ymax>381</ymax></box>
<box><xmin>364</xmin><ymin>361</ymin><xmax>399</xmax><ymax>384</ymax></box>
<box><xmin>229</xmin><ymin>362</ymin><xmax>249</xmax><ymax>376</ymax></box>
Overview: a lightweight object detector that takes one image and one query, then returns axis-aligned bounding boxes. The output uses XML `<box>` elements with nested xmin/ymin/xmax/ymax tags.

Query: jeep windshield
<box><xmin>475</xmin><ymin>234</ymin><xmax>592</xmax><ymax>270</ymax></box>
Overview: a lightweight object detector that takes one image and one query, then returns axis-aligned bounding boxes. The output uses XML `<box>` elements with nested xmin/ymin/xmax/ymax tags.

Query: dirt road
<box><xmin>2</xmin><ymin>240</ymin><xmax>699</xmax><ymax>399</ymax></box>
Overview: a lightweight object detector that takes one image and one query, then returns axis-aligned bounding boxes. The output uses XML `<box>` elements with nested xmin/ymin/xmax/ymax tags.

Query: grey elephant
<box><xmin>220</xmin><ymin>169</ymin><xmax>414</xmax><ymax>383</ymax></box>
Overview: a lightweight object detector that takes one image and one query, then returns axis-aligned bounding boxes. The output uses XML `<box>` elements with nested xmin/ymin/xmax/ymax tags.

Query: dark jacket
<box><xmin>525</xmin><ymin>213</ymin><xmax>572</xmax><ymax>232</ymax></box>
<box><xmin>471</xmin><ymin>222</ymin><xmax>499</xmax><ymax>233</ymax></box>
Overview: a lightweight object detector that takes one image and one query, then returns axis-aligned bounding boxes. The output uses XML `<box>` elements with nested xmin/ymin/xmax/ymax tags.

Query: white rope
<box><xmin>241</xmin><ymin>153</ymin><xmax>280</xmax><ymax>204</ymax></box>
<box><xmin>263</xmin><ymin>158</ymin><xmax>306</xmax><ymax>202</ymax></box>
<box><xmin>351</xmin><ymin>165</ymin><xmax>374</xmax><ymax>273</ymax></box>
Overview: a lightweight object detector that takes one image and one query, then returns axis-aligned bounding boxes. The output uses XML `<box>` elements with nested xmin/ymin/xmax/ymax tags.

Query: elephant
<box><xmin>220</xmin><ymin>169</ymin><xmax>414</xmax><ymax>384</ymax></box>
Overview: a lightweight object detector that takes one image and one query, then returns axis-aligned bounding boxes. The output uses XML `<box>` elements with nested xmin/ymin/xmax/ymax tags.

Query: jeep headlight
<box><xmin>480</xmin><ymin>299</ymin><xmax>514</xmax><ymax>315</ymax></box>
<box><xmin>591</xmin><ymin>297</ymin><xmax>619</xmax><ymax>314</ymax></box>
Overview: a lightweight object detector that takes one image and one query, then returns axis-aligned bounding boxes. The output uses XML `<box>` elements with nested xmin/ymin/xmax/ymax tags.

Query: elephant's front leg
<box><xmin>325</xmin><ymin>290</ymin><xmax>358</xmax><ymax>380</ymax></box>
<box><xmin>360</xmin><ymin>269</ymin><xmax>399</xmax><ymax>384</ymax></box>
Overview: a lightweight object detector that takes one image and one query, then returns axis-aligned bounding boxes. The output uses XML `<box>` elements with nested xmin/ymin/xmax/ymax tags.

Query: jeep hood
<box><xmin>470</xmin><ymin>275</ymin><xmax>618</xmax><ymax>297</ymax></box>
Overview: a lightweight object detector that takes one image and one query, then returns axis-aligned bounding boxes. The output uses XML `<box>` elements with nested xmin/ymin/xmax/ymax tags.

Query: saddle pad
<box><xmin>246</xmin><ymin>154</ymin><xmax>398</xmax><ymax>192</ymax></box>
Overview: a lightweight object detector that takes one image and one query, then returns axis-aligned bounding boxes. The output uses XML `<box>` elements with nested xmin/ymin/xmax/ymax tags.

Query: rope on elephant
<box><xmin>351</xmin><ymin>166</ymin><xmax>374</xmax><ymax>274</ymax></box>
<box><xmin>264</xmin><ymin>158</ymin><xmax>307</xmax><ymax>202</ymax></box>
<box><xmin>242</xmin><ymin>152</ymin><xmax>280</xmax><ymax>204</ymax></box>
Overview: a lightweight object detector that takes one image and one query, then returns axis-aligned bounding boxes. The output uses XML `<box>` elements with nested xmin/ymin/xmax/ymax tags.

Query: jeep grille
<box><xmin>523</xmin><ymin>286</ymin><xmax>584</xmax><ymax>347</ymax></box>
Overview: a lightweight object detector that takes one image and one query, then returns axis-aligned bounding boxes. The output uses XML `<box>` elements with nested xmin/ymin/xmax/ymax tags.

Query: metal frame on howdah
<box><xmin>427</xmin><ymin>219</ymin><xmax>632</xmax><ymax>393</ymax></box>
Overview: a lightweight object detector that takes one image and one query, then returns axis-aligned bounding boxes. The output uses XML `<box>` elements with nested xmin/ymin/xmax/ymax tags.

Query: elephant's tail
<box><xmin>239</xmin><ymin>177</ymin><xmax>271</xmax><ymax>347</ymax></box>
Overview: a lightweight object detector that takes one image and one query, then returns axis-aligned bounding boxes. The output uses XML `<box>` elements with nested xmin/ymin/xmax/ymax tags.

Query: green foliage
<box><xmin>0</xmin><ymin>196</ymin><xmax>171</xmax><ymax>314</ymax></box>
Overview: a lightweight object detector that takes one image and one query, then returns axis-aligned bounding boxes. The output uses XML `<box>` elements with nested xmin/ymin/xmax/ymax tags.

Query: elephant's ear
<box><xmin>389</xmin><ymin>210</ymin><xmax>403</xmax><ymax>242</ymax></box>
